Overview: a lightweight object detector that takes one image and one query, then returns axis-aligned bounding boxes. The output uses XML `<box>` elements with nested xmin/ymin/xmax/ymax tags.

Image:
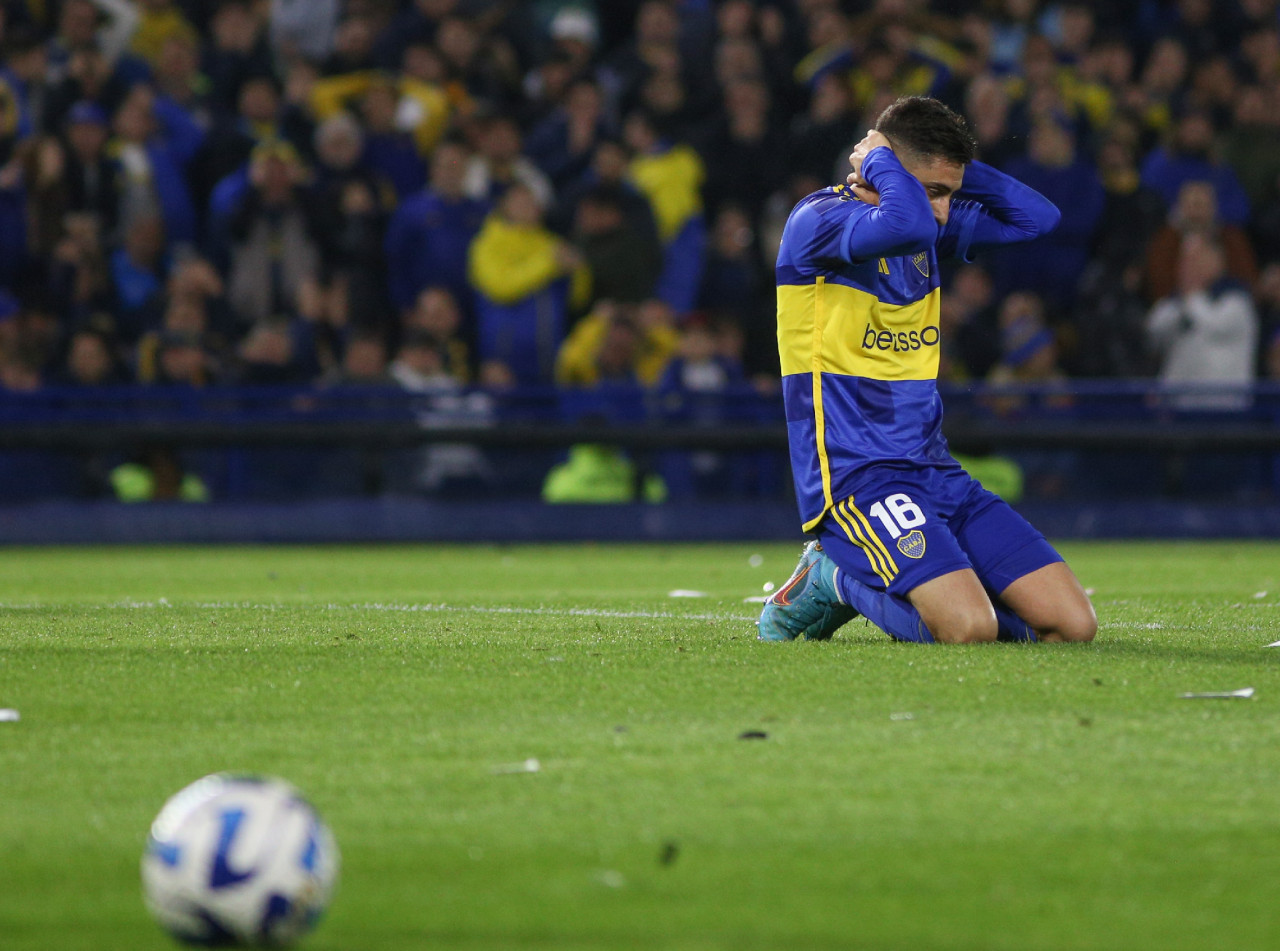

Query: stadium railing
<box><xmin>1</xmin><ymin>381</ymin><xmax>1279</xmax><ymax>543</ymax></box>
<box><xmin>2</xmin><ymin>380</ymin><xmax>1279</xmax><ymax>453</ymax></box>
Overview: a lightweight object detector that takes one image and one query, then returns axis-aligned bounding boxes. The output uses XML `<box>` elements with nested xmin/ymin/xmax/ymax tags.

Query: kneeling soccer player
<box><xmin>758</xmin><ymin>96</ymin><xmax>1096</xmax><ymax>645</ymax></box>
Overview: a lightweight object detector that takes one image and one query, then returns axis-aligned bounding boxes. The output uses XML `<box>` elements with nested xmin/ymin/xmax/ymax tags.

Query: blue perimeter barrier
<box><xmin>2</xmin><ymin>380</ymin><xmax>1280</xmax><ymax>542</ymax></box>
<box><xmin>2</xmin><ymin>498</ymin><xmax>1280</xmax><ymax>544</ymax></box>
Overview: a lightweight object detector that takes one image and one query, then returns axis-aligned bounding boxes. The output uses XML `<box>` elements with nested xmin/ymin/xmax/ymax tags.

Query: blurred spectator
<box><xmin>109</xmin><ymin>212</ymin><xmax>168</xmax><ymax>338</ymax></box>
<box><xmin>270</xmin><ymin>0</ymin><xmax>340</xmax><ymax>63</ymax></box>
<box><xmin>45</xmin><ymin>43</ymin><xmax>131</xmax><ymax>134</ymax></box>
<box><xmin>571</xmin><ymin>183</ymin><xmax>663</xmax><ymax>306</ymax></box>
<box><xmin>389</xmin><ymin>328</ymin><xmax>462</xmax><ymax>391</ymax></box>
<box><xmin>189</xmin><ymin>72</ymin><xmax>283</xmax><ymax>218</ymax></box>
<box><xmin>938</xmin><ymin>263</ymin><xmax>1000</xmax><ymax>382</ymax></box>
<box><xmin>550</xmin><ymin>137</ymin><xmax>657</xmax><ymax>240</ymax></box>
<box><xmin>309</xmin><ymin>113</ymin><xmax>394</xmax><ymax>327</ymax></box>
<box><xmin>1222</xmin><ymin>84</ymin><xmax>1280</xmax><ymax>212</ymax></box>
<box><xmin>964</xmin><ymin>72</ymin><xmax>1020</xmax><ymax>169</ymax></box>
<box><xmin>697</xmin><ymin>202</ymin><xmax>773</xmax><ymax>376</ymax></box>
<box><xmin>55</xmin><ymin>320</ymin><xmax>130</xmax><ymax>386</ymax></box>
<box><xmin>61</xmin><ymin>101</ymin><xmax>122</xmax><ymax>237</ymax></box>
<box><xmin>524</xmin><ymin>78</ymin><xmax>613</xmax><ymax>192</ymax></box>
<box><xmin>50</xmin><ymin>210</ymin><xmax>112</xmax><ymax>324</ymax></box>
<box><xmin>152</xmin><ymin>32</ymin><xmax>208</xmax><ymax>122</ymax></box>
<box><xmin>468</xmin><ymin>181</ymin><xmax>589</xmax><ymax>384</ymax></box>
<box><xmin>555</xmin><ymin>298</ymin><xmax>678</xmax><ymax>387</ymax></box>
<box><xmin>353</xmin><ymin>74</ymin><xmax>427</xmax><ymax>198</ymax></box>
<box><xmin>985</xmin><ymin>290</ymin><xmax>1074</xmax><ymax>497</ymax></box>
<box><xmin>203</xmin><ymin>2</ymin><xmax>276</xmax><ymax>114</ymax></box>
<box><xmin>130</xmin><ymin>0</ymin><xmax>200</xmax><ymax>70</ymax></box>
<box><xmin>991</xmin><ymin>117</ymin><xmax>1105</xmax><ymax>311</ymax></box>
<box><xmin>308</xmin><ymin>65</ymin><xmax>451</xmax><ymax>184</ymax></box>
<box><xmin>135</xmin><ymin>287</ymin><xmax>222</xmax><ymax>385</ymax></box>
<box><xmin>542</xmin><ymin>443</ymin><xmax>668</xmax><ymax>503</ymax></box>
<box><xmin>110</xmin><ymin>446</ymin><xmax>209</xmax><ymax>502</ymax></box>
<box><xmin>1</xmin><ymin>26</ymin><xmax>48</xmax><ymax>138</ymax></box>
<box><xmin>48</xmin><ymin>0</ymin><xmax>140</xmax><ymax>79</ymax></box>
<box><xmin>400</xmin><ymin>286</ymin><xmax>470</xmax><ymax>384</ymax></box>
<box><xmin>234</xmin><ymin>319</ymin><xmax>315</xmax><ymax>385</ymax></box>
<box><xmin>1128</xmin><ymin>35</ymin><xmax>1189</xmax><ymax>141</ymax></box>
<box><xmin>788</xmin><ymin>71</ymin><xmax>860</xmax><ymax>186</ymax></box>
<box><xmin>384</xmin><ymin>138</ymin><xmax>489</xmax><ymax>317</ymax></box>
<box><xmin>1147</xmin><ymin>231</ymin><xmax>1259</xmax><ymax>410</ymax></box>
<box><xmin>463</xmin><ymin>111</ymin><xmax>553</xmax><ymax>208</ymax></box>
<box><xmin>700</xmin><ymin>77</ymin><xmax>787</xmax><ymax>226</ymax></box>
<box><xmin>224</xmin><ymin>139</ymin><xmax>321</xmax><ymax>327</ymax></box>
<box><xmin>1144</xmin><ymin>179</ymin><xmax>1257</xmax><ymax>305</ymax></box>
<box><xmin>20</xmin><ymin>135</ymin><xmax>73</xmax><ymax>261</ymax></box>
<box><xmin>1139</xmin><ymin>105</ymin><xmax>1251</xmax><ymax>226</ymax></box>
<box><xmin>987</xmin><ymin>292</ymin><xmax>1070</xmax><ymax>395</ymax></box>
<box><xmin>432</xmin><ymin>13</ymin><xmax>521</xmax><ymax>109</ymax></box>
<box><xmin>657</xmin><ymin>314</ymin><xmax>744</xmax><ymax>395</ymax></box>
<box><xmin>624</xmin><ymin>107</ymin><xmax>706</xmax><ymax>316</ymax></box>
<box><xmin>111</xmin><ymin>83</ymin><xmax>205</xmax><ymax>248</ymax></box>
<box><xmin>324</xmin><ymin>329</ymin><xmax>392</xmax><ymax>385</ymax></box>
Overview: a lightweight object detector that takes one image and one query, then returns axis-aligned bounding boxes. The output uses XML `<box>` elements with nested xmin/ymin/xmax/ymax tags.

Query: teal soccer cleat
<box><xmin>757</xmin><ymin>541</ymin><xmax>860</xmax><ymax>641</ymax></box>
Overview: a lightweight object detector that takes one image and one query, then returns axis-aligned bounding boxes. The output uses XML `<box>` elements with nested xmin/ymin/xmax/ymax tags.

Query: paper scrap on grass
<box><xmin>0</xmin><ymin>709</ymin><xmax>19</xmax><ymax>722</ymax></box>
<box><xmin>743</xmin><ymin>595</ymin><xmax>769</xmax><ymax>603</ymax></box>
<box><xmin>667</xmin><ymin>590</ymin><xmax>707</xmax><ymax>598</ymax></box>
<box><xmin>1179</xmin><ymin>688</ymin><xmax>1255</xmax><ymax>700</ymax></box>
<box><xmin>1267</xmin><ymin>641</ymin><xmax>1280</xmax><ymax>648</ymax></box>
<box><xmin>492</xmin><ymin>758</ymin><xmax>541</xmax><ymax>775</ymax></box>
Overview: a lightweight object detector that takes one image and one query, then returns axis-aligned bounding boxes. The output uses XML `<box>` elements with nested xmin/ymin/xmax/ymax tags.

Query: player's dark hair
<box><xmin>874</xmin><ymin>96</ymin><xmax>977</xmax><ymax>166</ymax></box>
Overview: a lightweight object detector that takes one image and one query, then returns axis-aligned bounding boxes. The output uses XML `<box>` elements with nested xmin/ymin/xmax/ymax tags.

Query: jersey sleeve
<box><xmin>780</xmin><ymin>149</ymin><xmax>937</xmax><ymax>271</ymax></box>
<box><xmin>937</xmin><ymin>160</ymin><xmax>1061</xmax><ymax>262</ymax></box>
<box><xmin>842</xmin><ymin>148</ymin><xmax>937</xmax><ymax>261</ymax></box>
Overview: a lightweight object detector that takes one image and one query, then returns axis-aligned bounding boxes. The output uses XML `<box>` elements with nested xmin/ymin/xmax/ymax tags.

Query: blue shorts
<box><xmin>814</xmin><ymin>465</ymin><xmax>1062</xmax><ymax>597</ymax></box>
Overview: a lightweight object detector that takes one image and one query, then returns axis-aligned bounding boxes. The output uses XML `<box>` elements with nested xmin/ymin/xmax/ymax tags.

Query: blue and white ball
<box><xmin>141</xmin><ymin>774</ymin><xmax>339</xmax><ymax>947</ymax></box>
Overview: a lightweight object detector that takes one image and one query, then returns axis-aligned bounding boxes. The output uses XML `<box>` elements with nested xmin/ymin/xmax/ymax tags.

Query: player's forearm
<box><xmin>845</xmin><ymin>148</ymin><xmax>936</xmax><ymax>259</ymax></box>
<box><xmin>961</xmin><ymin>160</ymin><xmax>1061</xmax><ymax>243</ymax></box>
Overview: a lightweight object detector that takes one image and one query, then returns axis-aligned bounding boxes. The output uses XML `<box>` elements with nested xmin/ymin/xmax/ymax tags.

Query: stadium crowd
<box><xmin>0</xmin><ymin>0</ymin><xmax>1279</xmax><ymax>404</ymax></box>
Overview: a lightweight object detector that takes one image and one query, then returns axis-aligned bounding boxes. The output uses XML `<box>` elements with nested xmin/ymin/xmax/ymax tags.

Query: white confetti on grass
<box><xmin>1179</xmin><ymin>687</ymin><xmax>1255</xmax><ymax>700</ymax></box>
<box><xmin>492</xmin><ymin>758</ymin><xmax>540</xmax><ymax>775</ymax></box>
<box><xmin>0</xmin><ymin>709</ymin><xmax>19</xmax><ymax>722</ymax></box>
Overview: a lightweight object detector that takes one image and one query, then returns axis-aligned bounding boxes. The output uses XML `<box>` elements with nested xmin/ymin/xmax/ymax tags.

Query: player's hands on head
<box><xmin>847</xmin><ymin>130</ymin><xmax>891</xmax><ymax>205</ymax></box>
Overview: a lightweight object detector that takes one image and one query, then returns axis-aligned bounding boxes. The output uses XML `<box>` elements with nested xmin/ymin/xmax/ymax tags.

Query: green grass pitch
<box><xmin>3</xmin><ymin>541</ymin><xmax>1280</xmax><ymax>951</ymax></box>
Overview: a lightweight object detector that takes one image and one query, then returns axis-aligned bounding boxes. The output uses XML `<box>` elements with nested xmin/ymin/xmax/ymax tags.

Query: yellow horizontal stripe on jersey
<box><xmin>777</xmin><ymin>281</ymin><xmax>941</xmax><ymax>381</ymax></box>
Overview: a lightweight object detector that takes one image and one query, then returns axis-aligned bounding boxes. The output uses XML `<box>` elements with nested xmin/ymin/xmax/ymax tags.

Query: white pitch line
<box><xmin>0</xmin><ymin>600</ymin><xmax>756</xmax><ymax>623</ymax></box>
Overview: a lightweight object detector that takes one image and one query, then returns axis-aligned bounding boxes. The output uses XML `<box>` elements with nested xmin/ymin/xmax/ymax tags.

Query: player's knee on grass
<box><xmin>1040</xmin><ymin>601</ymin><xmax>1098</xmax><ymax>643</ymax></box>
<box><xmin>930</xmin><ymin>611</ymin><xmax>999</xmax><ymax>644</ymax></box>
<box><xmin>916</xmin><ymin>602</ymin><xmax>999</xmax><ymax>644</ymax></box>
<box><xmin>909</xmin><ymin>569</ymin><xmax>999</xmax><ymax>644</ymax></box>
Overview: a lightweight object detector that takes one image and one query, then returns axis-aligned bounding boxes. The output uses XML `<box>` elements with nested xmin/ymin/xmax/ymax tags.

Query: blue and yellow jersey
<box><xmin>777</xmin><ymin>149</ymin><xmax>1059</xmax><ymax>531</ymax></box>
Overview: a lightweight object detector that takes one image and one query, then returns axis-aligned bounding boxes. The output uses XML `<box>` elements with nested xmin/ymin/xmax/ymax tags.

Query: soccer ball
<box><xmin>141</xmin><ymin>773</ymin><xmax>339</xmax><ymax>947</ymax></box>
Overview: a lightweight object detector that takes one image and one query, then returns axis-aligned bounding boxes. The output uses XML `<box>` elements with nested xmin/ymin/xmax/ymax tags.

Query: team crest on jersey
<box><xmin>897</xmin><ymin>530</ymin><xmax>926</xmax><ymax>559</ymax></box>
<box><xmin>912</xmin><ymin>252</ymin><xmax>929</xmax><ymax>277</ymax></box>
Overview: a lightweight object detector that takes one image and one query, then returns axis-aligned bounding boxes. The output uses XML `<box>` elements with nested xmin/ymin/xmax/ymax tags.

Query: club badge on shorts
<box><xmin>897</xmin><ymin>529</ymin><xmax>926</xmax><ymax>559</ymax></box>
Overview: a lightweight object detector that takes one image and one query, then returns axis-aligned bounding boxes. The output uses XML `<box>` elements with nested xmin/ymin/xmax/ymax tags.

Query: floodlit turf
<box><xmin>3</xmin><ymin>541</ymin><xmax>1280</xmax><ymax>951</ymax></box>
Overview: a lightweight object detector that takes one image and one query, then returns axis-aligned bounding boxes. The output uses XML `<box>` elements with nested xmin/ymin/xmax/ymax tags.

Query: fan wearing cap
<box><xmin>61</xmin><ymin>101</ymin><xmax>123</xmax><ymax>236</ymax></box>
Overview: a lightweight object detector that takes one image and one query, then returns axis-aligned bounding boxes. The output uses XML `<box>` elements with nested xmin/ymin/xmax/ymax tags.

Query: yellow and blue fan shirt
<box><xmin>776</xmin><ymin>149</ymin><xmax>1059</xmax><ymax>531</ymax></box>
